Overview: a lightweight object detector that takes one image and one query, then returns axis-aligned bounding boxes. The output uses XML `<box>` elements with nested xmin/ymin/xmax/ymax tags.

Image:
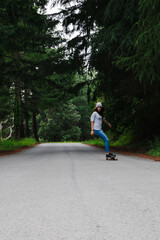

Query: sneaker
<box><xmin>110</xmin><ymin>152</ymin><xmax>116</xmax><ymax>157</ymax></box>
<box><xmin>106</xmin><ymin>153</ymin><xmax>113</xmax><ymax>158</ymax></box>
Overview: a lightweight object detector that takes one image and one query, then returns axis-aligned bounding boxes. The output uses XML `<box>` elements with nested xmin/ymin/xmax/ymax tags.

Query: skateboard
<box><xmin>106</xmin><ymin>154</ymin><xmax>118</xmax><ymax>161</ymax></box>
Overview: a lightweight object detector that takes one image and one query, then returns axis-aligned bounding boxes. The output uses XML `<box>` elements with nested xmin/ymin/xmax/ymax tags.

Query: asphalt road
<box><xmin>0</xmin><ymin>143</ymin><xmax>160</xmax><ymax>240</ymax></box>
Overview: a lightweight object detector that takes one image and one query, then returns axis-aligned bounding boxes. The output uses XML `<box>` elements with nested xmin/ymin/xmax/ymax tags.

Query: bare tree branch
<box><xmin>4</xmin><ymin>125</ymin><xmax>14</xmax><ymax>141</ymax></box>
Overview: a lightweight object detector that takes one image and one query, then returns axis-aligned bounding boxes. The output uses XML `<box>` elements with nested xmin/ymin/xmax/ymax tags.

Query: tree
<box><xmin>53</xmin><ymin>0</ymin><xmax>160</xmax><ymax>141</ymax></box>
<box><xmin>0</xmin><ymin>0</ymin><xmax>65</xmax><ymax>140</ymax></box>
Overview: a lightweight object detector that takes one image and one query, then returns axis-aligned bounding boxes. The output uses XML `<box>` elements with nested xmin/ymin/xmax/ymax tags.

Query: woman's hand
<box><xmin>90</xmin><ymin>130</ymin><xmax>94</xmax><ymax>136</ymax></box>
<box><xmin>108</xmin><ymin>123</ymin><xmax>112</xmax><ymax>128</ymax></box>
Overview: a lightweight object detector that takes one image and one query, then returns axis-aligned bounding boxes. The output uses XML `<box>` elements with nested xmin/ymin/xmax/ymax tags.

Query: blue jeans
<box><xmin>94</xmin><ymin>130</ymin><xmax>110</xmax><ymax>153</ymax></box>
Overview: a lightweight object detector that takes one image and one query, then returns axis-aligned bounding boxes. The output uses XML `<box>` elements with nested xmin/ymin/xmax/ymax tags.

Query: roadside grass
<box><xmin>82</xmin><ymin>138</ymin><xmax>105</xmax><ymax>147</ymax></box>
<box><xmin>147</xmin><ymin>137</ymin><xmax>160</xmax><ymax>157</ymax></box>
<box><xmin>0</xmin><ymin>138</ymin><xmax>37</xmax><ymax>151</ymax></box>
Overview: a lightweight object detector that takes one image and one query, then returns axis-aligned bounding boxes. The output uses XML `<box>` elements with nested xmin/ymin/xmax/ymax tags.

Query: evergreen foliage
<box><xmin>0</xmin><ymin>0</ymin><xmax>90</xmax><ymax>142</ymax></box>
<box><xmin>56</xmin><ymin>0</ymin><xmax>160</xmax><ymax>142</ymax></box>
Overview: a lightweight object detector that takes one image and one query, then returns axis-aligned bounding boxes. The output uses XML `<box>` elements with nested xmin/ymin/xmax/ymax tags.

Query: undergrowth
<box><xmin>147</xmin><ymin>137</ymin><xmax>160</xmax><ymax>157</ymax></box>
<box><xmin>0</xmin><ymin>138</ymin><xmax>37</xmax><ymax>151</ymax></box>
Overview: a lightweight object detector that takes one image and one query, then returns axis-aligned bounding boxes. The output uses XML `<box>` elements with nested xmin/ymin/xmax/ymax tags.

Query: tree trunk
<box><xmin>32</xmin><ymin>111</ymin><xmax>39</xmax><ymax>142</ymax></box>
<box><xmin>20</xmin><ymin>119</ymin><xmax>25</xmax><ymax>138</ymax></box>
<box><xmin>87</xmin><ymin>82</ymin><xmax>91</xmax><ymax>103</ymax></box>
<box><xmin>25</xmin><ymin>114</ymin><xmax>30</xmax><ymax>137</ymax></box>
<box><xmin>24</xmin><ymin>88</ymin><xmax>30</xmax><ymax>137</ymax></box>
<box><xmin>0</xmin><ymin>122</ymin><xmax>2</xmax><ymax>141</ymax></box>
<box><xmin>14</xmin><ymin>79</ymin><xmax>21</xmax><ymax>139</ymax></box>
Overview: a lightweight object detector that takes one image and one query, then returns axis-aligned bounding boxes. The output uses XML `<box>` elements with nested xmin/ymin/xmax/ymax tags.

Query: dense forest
<box><xmin>0</xmin><ymin>0</ymin><xmax>160</xmax><ymax>149</ymax></box>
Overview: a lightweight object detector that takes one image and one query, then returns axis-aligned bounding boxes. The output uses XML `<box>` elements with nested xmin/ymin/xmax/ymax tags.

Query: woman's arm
<box><xmin>90</xmin><ymin>121</ymin><xmax>94</xmax><ymax>135</ymax></box>
<box><xmin>104</xmin><ymin>119</ymin><xmax>112</xmax><ymax>128</ymax></box>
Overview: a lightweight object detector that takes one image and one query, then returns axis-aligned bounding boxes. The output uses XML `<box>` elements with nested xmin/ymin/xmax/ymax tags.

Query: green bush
<box><xmin>148</xmin><ymin>137</ymin><xmax>160</xmax><ymax>157</ymax></box>
<box><xmin>0</xmin><ymin>138</ymin><xmax>36</xmax><ymax>151</ymax></box>
<box><xmin>111</xmin><ymin>129</ymin><xmax>134</xmax><ymax>147</ymax></box>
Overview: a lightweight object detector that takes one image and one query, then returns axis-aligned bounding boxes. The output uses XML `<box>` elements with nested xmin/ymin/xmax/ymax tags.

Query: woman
<box><xmin>90</xmin><ymin>102</ymin><xmax>115</xmax><ymax>159</ymax></box>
